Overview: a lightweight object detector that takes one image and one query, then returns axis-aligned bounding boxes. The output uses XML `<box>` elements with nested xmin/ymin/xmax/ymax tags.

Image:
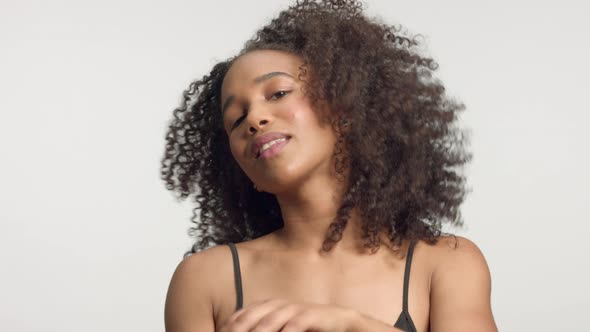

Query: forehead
<box><xmin>221</xmin><ymin>49</ymin><xmax>303</xmax><ymax>94</ymax></box>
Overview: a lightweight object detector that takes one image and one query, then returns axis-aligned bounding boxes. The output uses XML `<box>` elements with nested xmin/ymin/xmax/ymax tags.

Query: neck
<box><xmin>268</xmin><ymin>175</ymin><xmax>390</xmax><ymax>258</ymax></box>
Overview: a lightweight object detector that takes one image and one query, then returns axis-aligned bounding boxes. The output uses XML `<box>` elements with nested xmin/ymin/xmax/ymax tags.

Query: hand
<box><xmin>218</xmin><ymin>298</ymin><xmax>358</xmax><ymax>332</ymax></box>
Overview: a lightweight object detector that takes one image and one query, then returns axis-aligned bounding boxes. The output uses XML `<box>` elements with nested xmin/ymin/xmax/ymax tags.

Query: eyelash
<box><xmin>231</xmin><ymin>90</ymin><xmax>291</xmax><ymax>130</ymax></box>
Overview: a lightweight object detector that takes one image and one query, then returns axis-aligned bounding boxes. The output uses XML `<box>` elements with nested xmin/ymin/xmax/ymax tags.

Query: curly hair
<box><xmin>160</xmin><ymin>0</ymin><xmax>471</xmax><ymax>257</ymax></box>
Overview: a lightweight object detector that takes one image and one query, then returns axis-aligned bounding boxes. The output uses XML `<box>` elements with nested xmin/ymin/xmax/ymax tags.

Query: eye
<box><xmin>231</xmin><ymin>113</ymin><xmax>247</xmax><ymax>130</ymax></box>
<box><xmin>270</xmin><ymin>90</ymin><xmax>290</xmax><ymax>100</ymax></box>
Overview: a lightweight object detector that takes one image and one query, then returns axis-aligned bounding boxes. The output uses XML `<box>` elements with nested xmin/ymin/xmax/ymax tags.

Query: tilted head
<box><xmin>161</xmin><ymin>0</ymin><xmax>472</xmax><ymax>255</ymax></box>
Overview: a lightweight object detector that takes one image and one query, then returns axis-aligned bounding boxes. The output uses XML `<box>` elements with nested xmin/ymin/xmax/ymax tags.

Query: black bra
<box><xmin>227</xmin><ymin>240</ymin><xmax>418</xmax><ymax>332</ymax></box>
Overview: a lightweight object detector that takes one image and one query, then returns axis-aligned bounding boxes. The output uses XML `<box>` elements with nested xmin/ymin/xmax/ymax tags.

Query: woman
<box><xmin>162</xmin><ymin>0</ymin><xmax>497</xmax><ymax>331</ymax></box>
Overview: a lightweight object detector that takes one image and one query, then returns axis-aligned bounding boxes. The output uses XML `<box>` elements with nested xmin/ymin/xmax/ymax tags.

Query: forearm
<box><xmin>347</xmin><ymin>310</ymin><xmax>404</xmax><ymax>332</ymax></box>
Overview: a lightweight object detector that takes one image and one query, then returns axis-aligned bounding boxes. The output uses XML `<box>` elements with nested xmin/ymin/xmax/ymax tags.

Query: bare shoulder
<box><xmin>178</xmin><ymin>244</ymin><xmax>235</xmax><ymax>274</ymax></box>
<box><xmin>167</xmin><ymin>244</ymin><xmax>233</xmax><ymax>296</ymax></box>
<box><xmin>420</xmin><ymin>235</ymin><xmax>492</xmax><ymax>290</ymax></box>
<box><xmin>424</xmin><ymin>235</ymin><xmax>488</xmax><ymax>263</ymax></box>
<box><xmin>421</xmin><ymin>235</ymin><xmax>498</xmax><ymax>331</ymax></box>
<box><xmin>164</xmin><ymin>244</ymin><xmax>234</xmax><ymax>332</ymax></box>
<box><xmin>413</xmin><ymin>235</ymin><xmax>489</xmax><ymax>276</ymax></box>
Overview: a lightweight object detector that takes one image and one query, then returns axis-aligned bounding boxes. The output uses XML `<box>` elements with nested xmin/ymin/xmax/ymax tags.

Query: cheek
<box><xmin>229</xmin><ymin>142</ymin><xmax>238</xmax><ymax>158</ymax></box>
<box><xmin>284</xmin><ymin>106</ymin><xmax>296</xmax><ymax>122</ymax></box>
<box><xmin>229</xmin><ymin>138</ymin><xmax>246</xmax><ymax>161</ymax></box>
<box><xmin>288</xmin><ymin>103</ymin><xmax>326</xmax><ymax>139</ymax></box>
<box><xmin>286</xmin><ymin>100</ymin><xmax>316</xmax><ymax>130</ymax></box>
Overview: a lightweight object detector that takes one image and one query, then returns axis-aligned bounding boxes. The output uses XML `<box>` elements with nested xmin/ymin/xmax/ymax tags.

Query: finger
<box><xmin>250</xmin><ymin>303</ymin><xmax>302</xmax><ymax>332</ymax></box>
<box><xmin>228</xmin><ymin>298</ymin><xmax>284</xmax><ymax>323</ymax></box>
<box><xmin>278</xmin><ymin>310</ymin><xmax>314</xmax><ymax>332</ymax></box>
<box><xmin>225</xmin><ymin>299</ymin><xmax>289</xmax><ymax>331</ymax></box>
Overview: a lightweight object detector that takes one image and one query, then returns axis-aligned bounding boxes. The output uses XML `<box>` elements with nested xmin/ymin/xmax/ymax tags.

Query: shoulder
<box><xmin>420</xmin><ymin>235</ymin><xmax>497</xmax><ymax>331</ymax></box>
<box><xmin>168</xmin><ymin>244</ymin><xmax>234</xmax><ymax>291</ymax></box>
<box><xmin>167</xmin><ymin>244</ymin><xmax>238</xmax><ymax>300</ymax></box>
<box><xmin>164</xmin><ymin>244</ymin><xmax>234</xmax><ymax>332</ymax></box>
<box><xmin>425</xmin><ymin>235</ymin><xmax>489</xmax><ymax>270</ymax></box>
<box><xmin>420</xmin><ymin>235</ymin><xmax>491</xmax><ymax>290</ymax></box>
<box><xmin>411</xmin><ymin>235</ymin><xmax>489</xmax><ymax>277</ymax></box>
<box><xmin>185</xmin><ymin>243</ymin><xmax>234</xmax><ymax>267</ymax></box>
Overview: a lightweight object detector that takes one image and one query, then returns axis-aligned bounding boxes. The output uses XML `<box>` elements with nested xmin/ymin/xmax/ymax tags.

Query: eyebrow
<box><xmin>221</xmin><ymin>71</ymin><xmax>295</xmax><ymax>116</ymax></box>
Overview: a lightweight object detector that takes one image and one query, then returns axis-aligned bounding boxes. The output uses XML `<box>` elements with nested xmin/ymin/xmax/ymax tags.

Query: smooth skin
<box><xmin>164</xmin><ymin>50</ymin><xmax>498</xmax><ymax>332</ymax></box>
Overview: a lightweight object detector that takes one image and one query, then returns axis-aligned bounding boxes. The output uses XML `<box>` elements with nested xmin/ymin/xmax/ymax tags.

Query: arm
<box><xmin>164</xmin><ymin>252</ymin><xmax>216</xmax><ymax>332</ymax></box>
<box><xmin>429</xmin><ymin>236</ymin><xmax>498</xmax><ymax>332</ymax></box>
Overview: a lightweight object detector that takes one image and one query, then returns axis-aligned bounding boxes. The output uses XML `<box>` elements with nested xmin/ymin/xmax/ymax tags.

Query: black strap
<box><xmin>227</xmin><ymin>243</ymin><xmax>243</xmax><ymax>311</ymax></box>
<box><xmin>393</xmin><ymin>239</ymin><xmax>418</xmax><ymax>331</ymax></box>
<box><xmin>402</xmin><ymin>240</ymin><xmax>417</xmax><ymax>312</ymax></box>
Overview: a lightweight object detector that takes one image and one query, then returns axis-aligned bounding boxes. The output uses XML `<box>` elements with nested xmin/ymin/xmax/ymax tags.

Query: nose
<box><xmin>246</xmin><ymin>102</ymin><xmax>273</xmax><ymax>134</ymax></box>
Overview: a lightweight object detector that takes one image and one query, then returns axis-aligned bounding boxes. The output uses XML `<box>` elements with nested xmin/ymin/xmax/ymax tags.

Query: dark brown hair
<box><xmin>160</xmin><ymin>0</ymin><xmax>471</xmax><ymax>256</ymax></box>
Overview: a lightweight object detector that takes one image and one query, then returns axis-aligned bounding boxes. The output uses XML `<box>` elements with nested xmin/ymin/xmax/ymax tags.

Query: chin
<box><xmin>249</xmin><ymin>153</ymin><xmax>327</xmax><ymax>194</ymax></box>
<box><xmin>256</xmin><ymin>178</ymin><xmax>298</xmax><ymax>195</ymax></box>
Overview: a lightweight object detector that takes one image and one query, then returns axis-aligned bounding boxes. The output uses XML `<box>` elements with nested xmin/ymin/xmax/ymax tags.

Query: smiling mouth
<box><xmin>256</xmin><ymin>136</ymin><xmax>291</xmax><ymax>159</ymax></box>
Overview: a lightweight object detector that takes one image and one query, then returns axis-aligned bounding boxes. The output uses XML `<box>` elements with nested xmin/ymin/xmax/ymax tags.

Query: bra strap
<box><xmin>227</xmin><ymin>243</ymin><xmax>243</xmax><ymax>311</ymax></box>
<box><xmin>402</xmin><ymin>239</ymin><xmax>417</xmax><ymax>312</ymax></box>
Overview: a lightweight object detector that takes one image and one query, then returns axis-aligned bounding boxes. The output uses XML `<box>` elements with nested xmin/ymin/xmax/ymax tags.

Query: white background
<box><xmin>1</xmin><ymin>0</ymin><xmax>588</xmax><ymax>331</ymax></box>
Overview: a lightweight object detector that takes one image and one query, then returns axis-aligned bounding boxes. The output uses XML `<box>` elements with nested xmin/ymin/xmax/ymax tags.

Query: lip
<box><xmin>251</xmin><ymin>132</ymin><xmax>291</xmax><ymax>159</ymax></box>
<box><xmin>258</xmin><ymin>137</ymin><xmax>290</xmax><ymax>160</ymax></box>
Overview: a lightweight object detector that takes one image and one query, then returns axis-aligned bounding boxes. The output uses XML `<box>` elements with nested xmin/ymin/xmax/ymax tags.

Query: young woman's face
<box><xmin>221</xmin><ymin>49</ymin><xmax>338</xmax><ymax>193</ymax></box>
